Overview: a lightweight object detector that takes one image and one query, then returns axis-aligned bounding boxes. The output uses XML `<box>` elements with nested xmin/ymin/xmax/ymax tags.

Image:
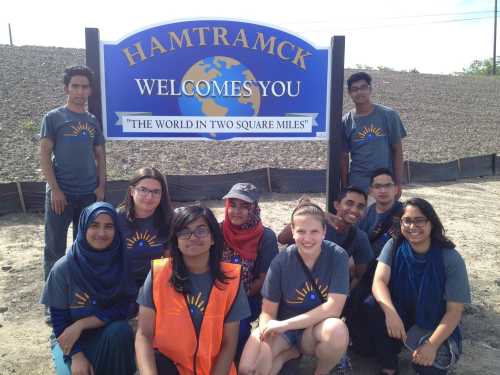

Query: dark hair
<box><xmin>395</xmin><ymin>197</ymin><xmax>455</xmax><ymax>249</ymax></box>
<box><xmin>63</xmin><ymin>65</ymin><xmax>94</xmax><ymax>86</ymax></box>
<box><xmin>336</xmin><ymin>186</ymin><xmax>368</xmax><ymax>203</ymax></box>
<box><xmin>170</xmin><ymin>205</ymin><xmax>231</xmax><ymax>293</ymax></box>
<box><xmin>347</xmin><ymin>72</ymin><xmax>372</xmax><ymax>90</ymax></box>
<box><xmin>117</xmin><ymin>167</ymin><xmax>173</xmax><ymax>240</ymax></box>
<box><xmin>291</xmin><ymin>202</ymin><xmax>326</xmax><ymax>227</ymax></box>
<box><xmin>370</xmin><ymin>168</ymin><xmax>395</xmax><ymax>186</ymax></box>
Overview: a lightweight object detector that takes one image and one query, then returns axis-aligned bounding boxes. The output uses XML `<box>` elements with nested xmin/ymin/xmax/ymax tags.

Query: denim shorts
<box><xmin>282</xmin><ymin>329</ymin><xmax>304</xmax><ymax>349</ymax></box>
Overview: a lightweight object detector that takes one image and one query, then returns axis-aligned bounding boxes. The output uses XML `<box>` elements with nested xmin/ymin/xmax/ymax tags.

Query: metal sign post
<box><xmin>326</xmin><ymin>36</ymin><xmax>345</xmax><ymax>213</ymax></box>
<box><xmin>85</xmin><ymin>27</ymin><xmax>103</xmax><ymax>127</ymax></box>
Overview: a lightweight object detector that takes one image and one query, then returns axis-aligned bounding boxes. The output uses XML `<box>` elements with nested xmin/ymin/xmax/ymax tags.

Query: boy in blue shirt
<box><xmin>40</xmin><ymin>65</ymin><xmax>106</xmax><ymax>286</ymax></box>
<box><xmin>340</xmin><ymin>72</ymin><xmax>406</xmax><ymax>195</ymax></box>
<box><xmin>359</xmin><ymin>168</ymin><xmax>403</xmax><ymax>256</ymax></box>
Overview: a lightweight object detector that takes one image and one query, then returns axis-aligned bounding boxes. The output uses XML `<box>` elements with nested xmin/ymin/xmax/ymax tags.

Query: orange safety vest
<box><xmin>152</xmin><ymin>258</ymin><xmax>240</xmax><ymax>375</ymax></box>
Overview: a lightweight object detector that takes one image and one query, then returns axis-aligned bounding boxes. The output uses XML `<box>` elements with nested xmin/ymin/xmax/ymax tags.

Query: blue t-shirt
<box><xmin>40</xmin><ymin>106</ymin><xmax>105</xmax><ymax>195</ymax></box>
<box><xmin>262</xmin><ymin>241</ymin><xmax>349</xmax><ymax>321</ymax></box>
<box><xmin>116</xmin><ymin>210</ymin><xmax>169</xmax><ymax>287</ymax></box>
<box><xmin>40</xmin><ymin>255</ymin><xmax>132</xmax><ymax>323</ymax></box>
<box><xmin>378</xmin><ymin>239</ymin><xmax>471</xmax><ymax>304</ymax></box>
<box><xmin>137</xmin><ymin>269</ymin><xmax>250</xmax><ymax>335</ymax></box>
<box><xmin>342</xmin><ymin>104</ymin><xmax>407</xmax><ymax>192</ymax></box>
<box><xmin>325</xmin><ymin>225</ymin><xmax>374</xmax><ymax>265</ymax></box>
<box><xmin>359</xmin><ymin>201</ymin><xmax>402</xmax><ymax>256</ymax></box>
<box><xmin>41</xmin><ymin>254</ymin><xmax>133</xmax><ymax>358</ymax></box>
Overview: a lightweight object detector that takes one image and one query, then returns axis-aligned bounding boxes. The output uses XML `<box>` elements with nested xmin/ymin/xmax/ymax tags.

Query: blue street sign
<box><xmin>100</xmin><ymin>19</ymin><xmax>330</xmax><ymax>140</ymax></box>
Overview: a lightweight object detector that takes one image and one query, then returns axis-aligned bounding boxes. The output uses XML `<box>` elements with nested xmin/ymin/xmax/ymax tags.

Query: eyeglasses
<box><xmin>177</xmin><ymin>226</ymin><xmax>211</xmax><ymax>240</ymax></box>
<box><xmin>401</xmin><ymin>217</ymin><xmax>428</xmax><ymax>228</ymax></box>
<box><xmin>134</xmin><ymin>186</ymin><xmax>162</xmax><ymax>198</ymax></box>
<box><xmin>372</xmin><ymin>182</ymin><xmax>395</xmax><ymax>190</ymax></box>
<box><xmin>349</xmin><ymin>84</ymin><xmax>370</xmax><ymax>93</ymax></box>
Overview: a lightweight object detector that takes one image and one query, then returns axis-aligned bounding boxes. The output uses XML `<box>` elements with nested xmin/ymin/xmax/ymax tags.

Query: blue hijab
<box><xmin>67</xmin><ymin>202</ymin><xmax>136</xmax><ymax>307</ymax></box>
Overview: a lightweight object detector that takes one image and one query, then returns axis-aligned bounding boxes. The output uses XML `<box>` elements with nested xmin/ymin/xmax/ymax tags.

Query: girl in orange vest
<box><xmin>239</xmin><ymin>203</ymin><xmax>350</xmax><ymax>375</ymax></box>
<box><xmin>135</xmin><ymin>205</ymin><xmax>250</xmax><ymax>375</ymax></box>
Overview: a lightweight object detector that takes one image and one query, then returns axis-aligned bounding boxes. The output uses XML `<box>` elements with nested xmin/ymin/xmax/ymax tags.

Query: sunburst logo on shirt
<box><xmin>187</xmin><ymin>292</ymin><xmax>206</xmax><ymax>314</ymax></box>
<box><xmin>356</xmin><ymin>124</ymin><xmax>384</xmax><ymax>141</ymax></box>
<box><xmin>287</xmin><ymin>279</ymin><xmax>328</xmax><ymax>304</ymax></box>
<box><xmin>126</xmin><ymin>230</ymin><xmax>159</xmax><ymax>249</ymax></box>
<box><xmin>70</xmin><ymin>292</ymin><xmax>92</xmax><ymax>309</ymax></box>
<box><xmin>67</xmin><ymin>123</ymin><xmax>96</xmax><ymax>138</ymax></box>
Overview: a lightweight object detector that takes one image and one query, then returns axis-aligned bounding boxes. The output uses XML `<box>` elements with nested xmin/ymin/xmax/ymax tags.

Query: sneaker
<box><xmin>334</xmin><ymin>354</ymin><xmax>352</xmax><ymax>374</ymax></box>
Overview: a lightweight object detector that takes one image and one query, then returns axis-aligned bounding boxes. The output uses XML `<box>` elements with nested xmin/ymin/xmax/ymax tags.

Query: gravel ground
<box><xmin>1</xmin><ymin>180</ymin><xmax>500</xmax><ymax>374</ymax></box>
<box><xmin>0</xmin><ymin>45</ymin><xmax>499</xmax><ymax>183</ymax></box>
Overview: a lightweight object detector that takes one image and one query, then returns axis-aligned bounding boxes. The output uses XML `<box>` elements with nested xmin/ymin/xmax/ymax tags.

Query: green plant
<box><xmin>463</xmin><ymin>57</ymin><xmax>500</xmax><ymax>76</ymax></box>
<box><xmin>21</xmin><ymin>118</ymin><xmax>37</xmax><ymax>133</ymax></box>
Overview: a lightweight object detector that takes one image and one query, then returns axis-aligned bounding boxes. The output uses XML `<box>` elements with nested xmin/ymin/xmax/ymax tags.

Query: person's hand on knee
<box><xmin>71</xmin><ymin>352</ymin><xmax>94</xmax><ymax>375</ymax></box>
<box><xmin>412</xmin><ymin>341</ymin><xmax>437</xmax><ymax>367</ymax></box>
<box><xmin>261</xmin><ymin>319</ymin><xmax>288</xmax><ymax>341</ymax></box>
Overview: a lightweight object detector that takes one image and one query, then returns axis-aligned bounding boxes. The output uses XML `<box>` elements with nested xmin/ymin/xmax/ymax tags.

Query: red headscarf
<box><xmin>222</xmin><ymin>199</ymin><xmax>264</xmax><ymax>261</ymax></box>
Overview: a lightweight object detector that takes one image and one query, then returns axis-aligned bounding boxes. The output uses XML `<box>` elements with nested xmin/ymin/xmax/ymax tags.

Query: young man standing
<box><xmin>340</xmin><ymin>72</ymin><xmax>407</xmax><ymax>196</ymax></box>
<box><xmin>40</xmin><ymin>65</ymin><xmax>106</xmax><ymax>281</ymax></box>
<box><xmin>359</xmin><ymin>168</ymin><xmax>403</xmax><ymax>257</ymax></box>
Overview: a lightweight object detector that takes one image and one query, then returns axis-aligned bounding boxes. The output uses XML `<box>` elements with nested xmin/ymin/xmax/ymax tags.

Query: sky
<box><xmin>1</xmin><ymin>0</ymin><xmax>498</xmax><ymax>74</ymax></box>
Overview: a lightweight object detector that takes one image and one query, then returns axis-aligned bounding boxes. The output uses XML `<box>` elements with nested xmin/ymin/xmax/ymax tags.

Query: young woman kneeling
<box><xmin>135</xmin><ymin>205</ymin><xmax>250</xmax><ymax>375</ymax></box>
<box><xmin>369</xmin><ymin>198</ymin><xmax>470</xmax><ymax>375</ymax></box>
<box><xmin>41</xmin><ymin>202</ymin><xmax>137</xmax><ymax>375</ymax></box>
<box><xmin>239</xmin><ymin>203</ymin><xmax>350</xmax><ymax>375</ymax></box>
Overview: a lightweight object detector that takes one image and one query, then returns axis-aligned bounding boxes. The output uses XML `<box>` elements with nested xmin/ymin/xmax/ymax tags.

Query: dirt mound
<box><xmin>0</xmin><ymin>45</ymin><xmax>499</xmax><ymax>183</ymax></box>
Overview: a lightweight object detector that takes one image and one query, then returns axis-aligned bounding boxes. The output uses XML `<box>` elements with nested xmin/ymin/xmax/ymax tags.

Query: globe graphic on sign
<box><xmin>178</xmin><ymin>56</ymin><xmax>261</xmax><ymax>116</ymax></box>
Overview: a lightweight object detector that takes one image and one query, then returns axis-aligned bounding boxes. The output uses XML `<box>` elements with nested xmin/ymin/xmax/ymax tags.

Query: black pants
<box><xmin>349</xmin><ymin>295</ymin><xmax>448</xmax><ymax>375</ymax></box>
<box><xmin>155</xmin><ymin>351</ymin><xmax>180</xmax><ymax>374</ymax></box>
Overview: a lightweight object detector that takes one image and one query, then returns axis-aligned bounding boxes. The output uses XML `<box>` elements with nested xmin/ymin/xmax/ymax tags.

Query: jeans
<box><xmin>43</xmin><ymin>190</ymin><xmax>96</xmax><ymax>280</ymax></box>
